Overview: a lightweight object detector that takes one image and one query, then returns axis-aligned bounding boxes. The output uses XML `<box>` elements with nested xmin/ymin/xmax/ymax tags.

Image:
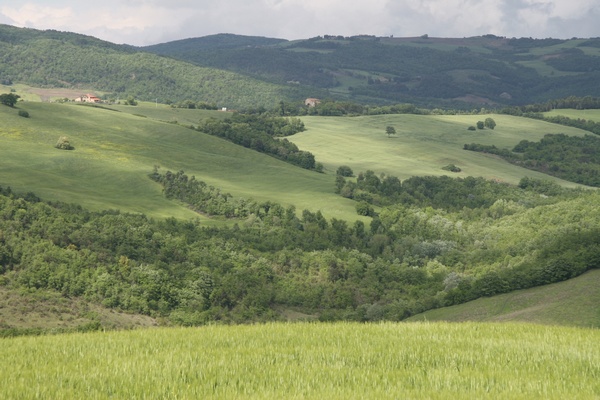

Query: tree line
<box><xmin>197</xmin><ymin>114</ymin><xmax>319</xmax><ymax>170</ymax></box>
<box><xmin>464</xmin><ymin>133</ymin><xmax>600</xmax><ymax>187</ymax></box>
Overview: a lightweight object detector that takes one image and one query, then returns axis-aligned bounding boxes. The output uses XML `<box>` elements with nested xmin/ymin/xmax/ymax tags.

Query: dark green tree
<box><xmin>336</xmin><ymin>165</ymin><xmax>354</xmax><ymax>177</ymax></box>
<box><xmin>484</xmin><ymin>117</ymin><xmax>496</xmax><ymax>130</ymax></box>
<box><xmin>0</xmin><ymin>93</ymin><xmax>20</xmax><ymax>107</ymax></box>
<box><xmin>386</xmin><ymin>126</ymin><xmax>397</xmax><ymax>137</ymax></box>
<box><xmin>124</xmin><ymin>96</ymin><xmax>138</xmax><ymax>106</ymax></box>
<box><xmin>476</xmin><ymin>121</ymin><xmax>485</xmax><ymax>129</ymax></box>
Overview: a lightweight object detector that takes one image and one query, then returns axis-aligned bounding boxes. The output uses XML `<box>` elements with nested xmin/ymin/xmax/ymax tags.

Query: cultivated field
<box><xmin>544</xmin><ymin>109</ymin><xmax>600</xmax><ymax>121</ymax></box>
<box><xmin>1</xmin><ymin>322</ymin><xmax>598</xmax><ymax>399</ymax></box>
<box><xmin>0</xmin><ymin>102</ymin><xmax>357</xmax><ymax>221</ymax></box>
<box><xmin>408</xmin><ymin>269</ymin><xmax>600</xmax><ymax>328</ymax></box>
<box><xmin>0</xmin><ymin>101</ymin><xmax>591</xmax><ymax>222</ymax></box>
<box><xmin>292</xmin><ymin>114</ymin><xmax>587</xmax><ymax>186</ymax></box>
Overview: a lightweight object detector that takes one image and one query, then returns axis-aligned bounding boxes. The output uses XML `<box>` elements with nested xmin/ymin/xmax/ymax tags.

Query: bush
<box><xmin>55</xmin><ymin>136</ymin><xmax>74</xmax><ymax>150</ymax></box>
<box><xmin>337</xmin><ymin>165</ymin><xmax>354</xmax><ymax>177</ymax></box>
<box><xmin>356</xmin><ymin>201</ymin><xmax>375</xmax><ymax>216</ymax></box>
<box><xmin>442</xmin><ymin>164</ymin><xmax>461</xmax><ymax>173</ymax></box>
<box><xmin>467</xmin><ymin>126</ymin><xmax>476</xmax><ymax>131</ymax></box>
<box><xmin>18</xmin><ymin>110</ymin><xmax>29</xmax><ymax>118</ymax></box>
<box><xmin>476</xmin><ymin>121</ymin><xmax>485</xmax><ymax>129</ymax></box>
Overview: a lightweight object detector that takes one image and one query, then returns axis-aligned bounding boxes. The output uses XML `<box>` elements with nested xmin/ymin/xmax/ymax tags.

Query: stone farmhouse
<box><xmin>74</xmin><ymin>94</ymin><xmax>101</xmax><ymax>103</ymax></box>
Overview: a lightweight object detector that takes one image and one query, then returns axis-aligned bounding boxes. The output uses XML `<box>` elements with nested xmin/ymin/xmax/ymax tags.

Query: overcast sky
<box><xmin>1</xmin><ymin>0</ymin><xmax>599</xmax><ymax>46</ymax></box>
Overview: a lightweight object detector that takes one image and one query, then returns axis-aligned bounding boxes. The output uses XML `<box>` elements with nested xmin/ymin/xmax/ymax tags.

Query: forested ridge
<box><xmin>2</xmin><ymin>24</ymin><xmax>600</xmax><ymax>109</ymax></box>
<box><xmin>0</xmin><ymin>25</ymin><xmax>298</xmax><ymax>109</ymax></box>
<box><xmin>1</xmin><ymin>170</ymin><xmax>598</xmax><ymax>326</ymax></box>
<box><xmin>145</xmin><ymin>34</ymin><xmax>600</xmax><ymax>107</ymax></box>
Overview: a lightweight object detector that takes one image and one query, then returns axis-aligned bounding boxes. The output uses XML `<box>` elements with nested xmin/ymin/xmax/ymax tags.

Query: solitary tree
<box><xmin>386</xmin><ymin>126</ymin><xmax>397</xmax><ymax>137</ymax></box>
<box><xmin>476</xmin><ymin>121</ymin><xmax>485</xmax><ymax>129</ymax></box>
<box><xmin>0</xmin><ymin>93</ymin><xmax>20</xmax><ymax>107</ymax></box>
<box><xmin>484</xmin><ymin>117</ymin><xmax>497</xmax><ymax>130</ymax></box>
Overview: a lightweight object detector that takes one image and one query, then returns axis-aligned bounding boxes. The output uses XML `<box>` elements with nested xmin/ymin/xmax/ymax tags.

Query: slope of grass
<box><xmin>544</xmin><ymin>109</ymin><xmax>600</xmax><ymax>121</ymax></box>
<box><xmin>2</xmin><ymin>103</ymin><xmax>593</xmax><ymax>222</ymax></box>
<box><xmin>0</xmin><ymin>102</ymin><xmax>358</xmax><ymax>221</ymax></box>
<box><xmin>1</xmin><ymin>322</ymin><xmax>598</xmax><ymax>399</ymax></box>
<box><xmin>290</xmin><ymin>114</ymin><xmax>589</xmax><ymax>186</ymax></box>
<box><xmin>407</xmin><ymin>269</ymin><xmax>600</xmax><ymax>328</ymax></box>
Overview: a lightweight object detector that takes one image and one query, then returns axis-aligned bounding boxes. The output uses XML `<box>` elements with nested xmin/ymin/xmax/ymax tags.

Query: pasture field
<box><xmin>408</xmin><ymin>269</ymin><xmax>600</xmax><ymax>328</ymax></box>
<box><xmin>544</xmin><ymin>109</ymin><xmax>600</xmax><ymax>121</ymax></box>
<box><xmin>0</xmin><ymin>102</ymin><xmax>357</xmax><ymax>221</ymax></box>
<box><xmin>0</xmin><ymin>102</ymin><xmax>592</xmax><ymax>222</ymax></box>
<box><xmin>292</xmin><ymin>114</ymin><xmax>587</xmax><ymax>187</ymax></box>
<box><xmin>1</xmin><ymin>322</ymin><xmax>598</xmax><ymax>399</ymax></box>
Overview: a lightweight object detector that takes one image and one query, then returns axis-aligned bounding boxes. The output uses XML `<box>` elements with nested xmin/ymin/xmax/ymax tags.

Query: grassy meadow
<box><xmin>1</xmin><ymin>322</ymin><xmax>598</xmax><ymax>399</ymax></box>
<box><xmin>0</xmin><ymin>101</ymin><xmax>359</xmax><ymax>221</ymax></box>
<box><xmin>408</xmin><ymin>269</ymin><xmax>600</xmax><ymax>328</ymax></box>
<box><xmin>292</xmin><ymin>114</ymin><xmax>588</xmax><ymax>187</ymax></box>
<box><xmin>4</xmin><ymin>100</ymin><xmax>592</xmax><ymax>222</ymax></box>
<box><xmin>544</xmin><ymin>108</ymin><xmax>600</xmax><ymax>121</ymax></box>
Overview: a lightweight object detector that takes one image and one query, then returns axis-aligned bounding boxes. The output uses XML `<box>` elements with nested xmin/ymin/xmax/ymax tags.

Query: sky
<box><xmin>1</xmin><ymin>0</ymin><xmax>599</xmax><ymax>46</ymax></box>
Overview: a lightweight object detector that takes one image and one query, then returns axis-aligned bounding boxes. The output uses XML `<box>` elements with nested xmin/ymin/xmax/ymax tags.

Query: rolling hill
<box><xmin>0</xmin><ymin>24</ymin><xmax>299</xmax><ymax>109</ymax></box>
<box><xmin>2</xmin><ymin>24</ymin><xmax>600</xmax><ymax>109</ymax></box>
<box><xmin>408</xmin><ymin>269</ymin><xmax>600</xmax><ymax>328</ymax></box>
<box><xmin>1</xmin><ymin>97</ymin><xmax>599</xmax><ymax>327</ymax></box>
<box><xmin>144</xmin><ymin>34</ymin><xmax>600</xmax><ymax>107</ymax></box>
<box><xmin>0</xmin><ymin>101</ymin><xmax>360</xmax><ymax>221</ymax></box>
<box><xmin>0</xmin><ymin>99</ymin><xmax>591</xmax><ymax>221</ymax></box>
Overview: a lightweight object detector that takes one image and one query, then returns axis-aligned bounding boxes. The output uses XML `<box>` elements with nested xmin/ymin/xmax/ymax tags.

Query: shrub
<box><xmin>18</xmin><ymin>110</ymin><xmax>29</xmax><ymax>118</ymax></box>
<box><xmin>55</xmin><ymin>136</ymin><xmax>74</xmax><ymax>150</ymax></box>
<box><xmin>442</xmin><ymin>164</ymin><xmax>461</xmax><ymax>173</ymax></box>
<box><xmin>467</xmin><ymin>126</ymin><xmax>476</xmax><ymax>131</ymax></box>
<box><xmin>336</xmin><ymin>165</ymin><xmax>354</xmax><ymax>177</ymax></box>
<box><xmin>356</xmin><ymin>201</ymin><xmax>375</xmax><ymax>216</ymax></box>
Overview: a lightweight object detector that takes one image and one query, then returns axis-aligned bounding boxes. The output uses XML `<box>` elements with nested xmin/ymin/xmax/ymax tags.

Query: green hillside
<box><xmin>0</xmin><ymin>101</ymin><xmax>360</xmax><ymax>221</ymax></box>
<box><xmin>1</xmin><ymin>101</ymin><xmax>591</xmax><ymax>221</ymax></box>
<box><xmin>1</xmin><ymin>98</ymin><xmax>600</xmax><ymax>326</ymax></box>
<box><xmin>144</xmin><ymin>34</ymin><xmax>600</xmax><ymax>107</ymax></box>
<box><xmin>2</xmin><ymin>24</ymin><xmax>600</xmax><ymax>110</ymax></box>
<box><xmin>408</xmin><ymin>269</ymin><xmax>600</xmax><ymax>328</ymax></box>
<box><xmin>0</xmin><ymin>24</ymin><xmax>296</xmax><ymax>109</ymax></box>
<box><xmin>290</xmin><ymin>113</ymin><xmax>588</xmax><ymax>187</ymax></box>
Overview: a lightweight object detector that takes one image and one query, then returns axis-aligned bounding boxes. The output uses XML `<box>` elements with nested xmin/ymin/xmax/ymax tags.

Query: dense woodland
<box><xmin>145</xmin><ymin>34</ymin><xmax>600</xmax><ymax>107</ymax></box>
<box><xmin>2</xmin><ymin>24</ymin><xmax>600</xmax><ymax>108</ymax></box>
<box><xmin>1</xmin><ymin>167</ymin><xmax>598</xmax><ymax>325</ymax></box>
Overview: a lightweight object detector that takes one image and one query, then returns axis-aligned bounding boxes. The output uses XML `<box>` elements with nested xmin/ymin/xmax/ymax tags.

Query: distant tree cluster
<box><xmin>171</xmin><ymin>100</ymin><xmax>218</xmax><ymax>110</ymax></box>
<box><xmin>474</xmin><ymin>118</ymin><xmax>496</xmax><ymax>130</ymax></box>
<box><xmin>465</xmin><ymin>133</ymin><xmax>600</xmax><ymax>187</ymax></box>
<box><xmin>335</xmin><ymin>171</ymin><xmax>562</xmax><ymax>211</ymax></box>
<box><xmin>501</xmin><ymin>96</ymin><xmax>600</xmax><ymax>114</ymax></box>
<box><xmin>198</xmin><ymin>114</ymin><xmax>317</xmax><ymax>170</ymax></box>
